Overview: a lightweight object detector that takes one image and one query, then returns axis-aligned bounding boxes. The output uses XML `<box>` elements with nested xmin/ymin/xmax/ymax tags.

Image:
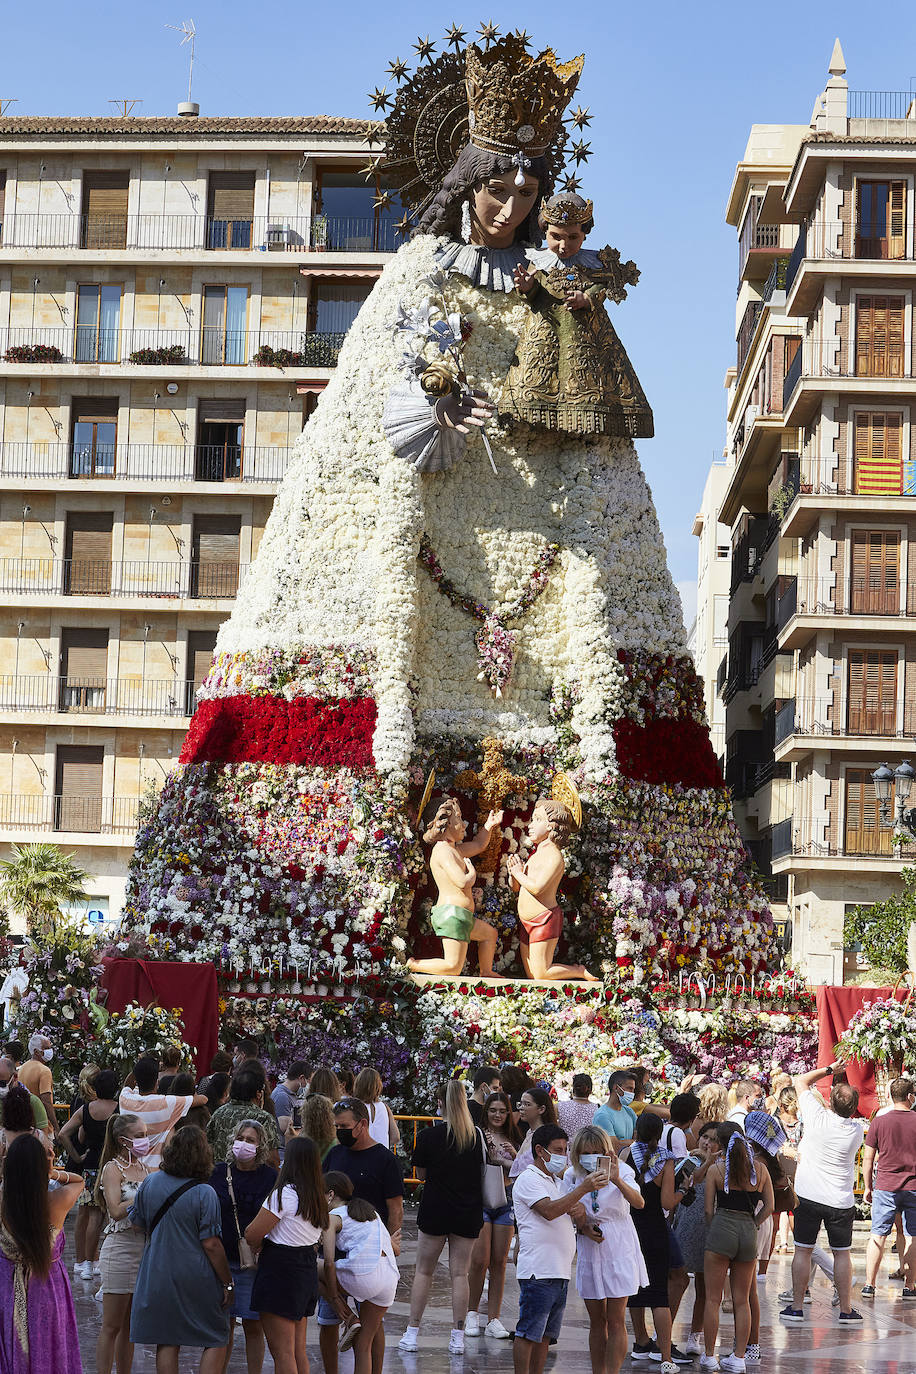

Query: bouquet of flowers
<box><xmin>95</xmin><ymin>1002</ymin><xmax>194</xmax><ymax>1077</ymax></box>
<box><xmin>835</xmin><ymin>996</ymin><xmax>916</xmax><ymax>1070</ymax></box>
<box><xmin>10</xmin><ymin>916</ymin><xmax>104</xmax><ymax>1090</ymax></box>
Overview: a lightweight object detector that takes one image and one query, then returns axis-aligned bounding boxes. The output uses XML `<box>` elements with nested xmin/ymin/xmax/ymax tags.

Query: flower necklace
<box><xmin>419</xmin><ymin>534</ymin><xmax>560</xmax><ymax>697</ymax></box>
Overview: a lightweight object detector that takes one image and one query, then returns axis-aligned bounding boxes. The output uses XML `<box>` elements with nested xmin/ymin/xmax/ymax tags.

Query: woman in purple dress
<box><xmin>0</xmin><ymin>1132</ymin><xmax>85</xmax><ymax>1373</ymax></box>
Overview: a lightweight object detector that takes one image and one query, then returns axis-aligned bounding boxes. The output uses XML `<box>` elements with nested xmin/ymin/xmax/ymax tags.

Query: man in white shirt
<box><xmin>781</xmin><ymin>1060</ymin><xmax>864</xmax><ymax>1325</ymax></box>
<box><xmin>726</xmin><ymin>1078</ymin><xmax>762</xmax><ymax>1129</ymax></box>
<box><xmin>119</xmin><ymin>1054</ymin><xmax>207</xmax><ymax>1170</ymax></box>
<box><xmin>512</xmin><ymin>1124</ymin><xmax>605</xmax><ymax>1374</ymax></box>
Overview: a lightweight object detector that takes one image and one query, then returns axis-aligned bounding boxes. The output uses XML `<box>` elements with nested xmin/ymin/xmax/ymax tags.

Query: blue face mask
<box><xmin>620</xmin><ymin>1091</ymin><xmax>635</xmax><ymax>1107</ymax></box>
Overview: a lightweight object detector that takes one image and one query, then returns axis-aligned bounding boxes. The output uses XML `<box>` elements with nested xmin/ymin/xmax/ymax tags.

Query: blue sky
<box><xmin>5</xmin><ymin>0</ymin><xmax>916</xmax><ymax>617</ymax></box>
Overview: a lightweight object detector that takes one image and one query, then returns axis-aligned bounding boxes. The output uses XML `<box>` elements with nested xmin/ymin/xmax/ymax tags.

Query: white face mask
<box><xmin>0</xmin><ymin>1083</ymin><xmax>10</xmax><ymax>1098</ymax></box>
<box><xmin>42</xmin><ymin>1049</ymin><xmax>54</xmax><ymax>1063</ymax></box>
<box><xmin>542</xmin><ymin>1153</ymin><xmax>567</xmax><ymax>1177</ymax></box>
<box><xmin>579</xmin><ymin>1153</ymin><xmax>600</xmax><ymax>1173</ymax></box>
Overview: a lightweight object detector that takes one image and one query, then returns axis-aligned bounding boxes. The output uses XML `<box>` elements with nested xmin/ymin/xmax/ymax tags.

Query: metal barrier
<box><xmin>393</xmin><ymin>1113</ymin><xmax>437</xmax><ymax>1186</ymax></box>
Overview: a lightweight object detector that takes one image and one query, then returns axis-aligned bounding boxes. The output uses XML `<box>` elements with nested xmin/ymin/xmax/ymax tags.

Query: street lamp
<box><xmin>872</xmin><ymin>759</ymin><xmax>916</xmax><ymax>837</ymax></box>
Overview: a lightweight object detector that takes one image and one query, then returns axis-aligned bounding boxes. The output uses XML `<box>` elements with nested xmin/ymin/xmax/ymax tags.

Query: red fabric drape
<box><xmin>100</xmin><ymin>958</ymin><xmax>218</xmax><ymax>1076</ymax></box>
<box><xmin>816</xmin><ymin>983</ymin><xmax>910</xmax><ymax>1117</ymax></box>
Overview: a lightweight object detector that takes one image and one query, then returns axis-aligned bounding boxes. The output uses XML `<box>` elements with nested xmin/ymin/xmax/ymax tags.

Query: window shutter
<box><xmin>55</xmin><ymin>744</ymin><xmax>104</xmax><ymax>832</ymax></box>
<box><xmin>845</xmin><ymin>767</ymin><xmax>891</xmax><ymax>855</ymax></box>
<box><xmin>855</xmin><ymin>295</ymin><xmax>874</xmax><ymax>374</ymax></box>
<box><xmin>65</xmin><ymin>512</ymin><xmax>113</xmax><ymax>594</ymax></box>
<box><xmin>848</xmin><ymin>648</ymin><xmax>897</xmax><ymax>734</ymax></box>
<box><xmin>185</xmin><ymin>629</ymin><xmax>218</xmax><ymax>714</ymax></box>
<box><xmin>207</xmin><ymin>172</ymin><xmax>255</xmax><ymax>221</ymax></box>
<box><xmin>855</xmin><ymin>297</ymin><xmax>905</xmax><ymax>377</ymax></box>
<box><xmin>59</xmin><ymin>627</ymin><xmax>109</xmax><ymax>712</ymax></box>
<box><xmin>82</xmin><ymin>171</ymin><xmax>129</xmax><ymax>248</ymax></box>
<box><xmin>197</xmin><ymin>399</ymin><xmax>246</xmax><ymax>424</ymax></box>
<box><xmin>72</xmin><ymin>397</ymin><xmax>119</xmax><ymax>422</ymax></box>
<box><xmin>854</xmin><ymin>412</ymin><xmax>904</xmax><ymax>495</ymax></box>
<box><xmin>890</xmin><ymin>181</ymin><xmax>907</xmax><ymax>258</ymax></box>
<box><xmin>850</xmin><ymin>528</ymin><xmax>899</xmax><ymax>613</ymax></box>
<box><xmin>192</xmin><ymin>515</ymin><xmax>240</xmax><ymax>597</ymax></box>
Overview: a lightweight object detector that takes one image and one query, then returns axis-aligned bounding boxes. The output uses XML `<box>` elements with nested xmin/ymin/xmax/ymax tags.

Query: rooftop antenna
<box><xmin>109</xmin><ymin>99</ymin><xmax>142</xmax><ymax>117</ymax></box>
<box><xmin>0</xmin><ymin>99</ymin><xmax>18</xmax><ymax>115</ymax></box>
<box><xmin>167</xmin><ymin>19</ymin><xmax>197</xmax><ymax>102</ymax></box>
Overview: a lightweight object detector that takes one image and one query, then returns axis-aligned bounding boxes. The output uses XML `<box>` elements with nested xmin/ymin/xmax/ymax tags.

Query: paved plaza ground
<box><xmin>70</xmin><ymin>1211</ymin><xmax>916</xmax><ymax>1372</ymax></box>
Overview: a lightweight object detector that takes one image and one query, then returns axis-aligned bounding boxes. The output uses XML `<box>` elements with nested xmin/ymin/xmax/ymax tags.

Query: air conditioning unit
<box><xmin>265</xmin><ymin>223</ymin><xmax>292</xmax><ymax>250</ymax></box>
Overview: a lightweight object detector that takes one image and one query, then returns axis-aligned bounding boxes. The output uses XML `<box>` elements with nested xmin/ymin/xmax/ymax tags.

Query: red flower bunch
<box><xmin>613</xmin><ymin>718</ymin><xmax>723</xmax><ymax>789</ymax></box>
<box><xmin>180</xmin><ymin>695</ymin><xmax>377</xmax><ymax>767</ymax></box>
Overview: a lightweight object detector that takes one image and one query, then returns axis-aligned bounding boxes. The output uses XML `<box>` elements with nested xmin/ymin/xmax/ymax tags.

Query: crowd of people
<box><xmin>0</xmin><ymin>1031</ymin><xmax>913</xmax><ymax>1374</ymax></box>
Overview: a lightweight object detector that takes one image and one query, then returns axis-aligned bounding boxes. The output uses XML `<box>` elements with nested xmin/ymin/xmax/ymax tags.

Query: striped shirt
<box><xmin>118</xmin><ymin>1089</ymin><xmax>193</xmax><ymax>1170</ymax></box>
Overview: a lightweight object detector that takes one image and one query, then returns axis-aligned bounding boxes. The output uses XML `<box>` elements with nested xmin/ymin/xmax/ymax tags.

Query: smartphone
<box><xmin>596</xmin><ymin>1154</ymin><xmax>614</xmax><ymax>1181</ymax></box>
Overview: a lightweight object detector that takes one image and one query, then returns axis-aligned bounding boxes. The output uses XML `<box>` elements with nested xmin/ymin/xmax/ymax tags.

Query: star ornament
<box><xmin>413</xmin><ymin>34</ymin><xmax>436</xmax><ymax>60</ymax></box>
<box><xmin>477</xmin><ymin>20</ymin><xmax>501</xmax><ymax>45</ymax></box>
<box><xmin>570</xmin><ymin>139</ymin><xmax>592</xmax><ymax>164</ymax></box>
<box><xmin>386</xmin><ymin>57</ymin><xmax>410</xmax><ymax>82</ymax></box>
<box><xmin>562</xmin><ymin>173</ymin><xmax>583</xmax><ymax>192</ymax></box>
<box><xmin>394</xmin><ymin>212</ymin><xmax>413</xmax><ymax>237</ymax></box>
<box><xmin>514</xmin><ymin>28</ymin><xmax>532</xmax><ymax>48</ymax></box>
<box><xmin>444</xmin><ymin>22</ymin><xmax>466</xmax><ymax>49</ymax></box>
<box><xmin>568</xmin><ymin>104</ymin><xmax>592</xmax><ymax>129</ymax></box>
<box><xmin>359</xmin><ymin>157</ymin><xmax>384</xmax><ymax>182</ymax></box>
<box><xmin>373</xmin><ymin>189</ymin><xmax>395</xmax><ymax>211</ymax></box>
<box><xmin>368</xmin><ymin>86</ymin><xmax>392</xmax><ymax>112</ymax></box>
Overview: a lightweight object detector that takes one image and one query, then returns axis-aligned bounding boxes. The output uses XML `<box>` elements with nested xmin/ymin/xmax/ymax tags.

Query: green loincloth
<box><xmin>430</xmin><ymin>903</ymin><xmax>474</xmax><ymax>942</ymax></box>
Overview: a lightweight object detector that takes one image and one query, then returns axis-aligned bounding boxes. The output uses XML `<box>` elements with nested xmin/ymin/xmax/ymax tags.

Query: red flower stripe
<box><xmin>613</xmin><ymin>717</ymin><xmax>723</xmax><ymax>789</ymax></box>
<box><xmin>180</xmin><ymin>695</ymin><xmax>377</xmax><ymax>767</ymax></box>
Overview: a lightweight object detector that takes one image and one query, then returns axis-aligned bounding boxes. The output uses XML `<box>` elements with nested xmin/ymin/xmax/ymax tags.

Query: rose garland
<box><xmin>419</xmin><ymin>533</ymin><xmax>561</xmax><ymax>696</ymax></box>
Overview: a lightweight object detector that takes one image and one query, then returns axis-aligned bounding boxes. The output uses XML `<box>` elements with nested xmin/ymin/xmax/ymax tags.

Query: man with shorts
<box><xmin>512</xmin><ymin>1124</ymin><xmax>605</xmax><ymax>1374</ymax></box>
<box><xmin>780</xmin><ymin>1060</ymin><xmax>863</xmax><ymax>1324</ymax></box>
<box><xmin>862</xmin><ymin>1076</ymin><xmax>916</xmax><ymax>1296</ymax></box>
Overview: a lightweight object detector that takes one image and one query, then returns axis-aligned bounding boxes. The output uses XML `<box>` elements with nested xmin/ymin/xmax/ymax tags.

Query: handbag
<box><xmin>773</xmin><ymin>1180</ymin><xmax>798</xmax><ymax>1213</ymax></box>
<box><xmin>477</xmin><ymin>1129</ymin><xmax>508</xmax><ymax>1211</ymax></box>
<box><xmin>226</xmin><ymin>1168</ymin><xmax>257</xmax><ymax>1270</ymax></box>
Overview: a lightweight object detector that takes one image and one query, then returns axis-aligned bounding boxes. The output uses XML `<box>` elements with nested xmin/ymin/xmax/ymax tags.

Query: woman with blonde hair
<box><xmin>698</xmin><ymin>1082</ymin><xmax>728</xmax><ymax>1128</ymax></box>
<box><xmin>309</xmin><ymin>1066</ymin><xmax>343</xmax><ymax>1102</ymax></box>
<box><xmin>354</xmin><ymin>1068</ymin><xmax>400</xmax><ymax>1151</ymax></box>
<box><xmin>765</xmin><ymin>1073</ymin><xmax>792</xmax><ymax>1115</ymax></box>
<box><xmin>95</xmin><ymin>1112</ymin><xmax>151</xmax><ymax>1374</ymax></box>
<box><xmin>299</xmin><ymin>1094</ymin><xmax>337</xmax><ymax>1160</ymax></box>
<box><xmin>398</xmin><ymin>1080</ymin><xmax>484</xmax><ymax>1355</ymax></box>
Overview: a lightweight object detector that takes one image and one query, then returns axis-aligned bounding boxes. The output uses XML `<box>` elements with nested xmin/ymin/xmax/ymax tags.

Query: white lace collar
<box><xmin>434</xmin><ymin>239</ymin><xmax>529</xmax><ymax>294</ymax></box>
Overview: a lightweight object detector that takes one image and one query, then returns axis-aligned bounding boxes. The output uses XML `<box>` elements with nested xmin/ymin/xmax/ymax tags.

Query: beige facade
<box><xmin>715</xmin><ymin>46</ymin><xmax>916</xmax><ymax>982</ymax></box>
<box><xmin>0</xmin><ymin>113</ymin><xmax>391</xmax><ymax>932</ymax></box>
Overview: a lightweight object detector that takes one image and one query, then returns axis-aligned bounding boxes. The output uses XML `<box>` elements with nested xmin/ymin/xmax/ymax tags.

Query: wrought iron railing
<box><xmin>0</xmin><ymin>214</ymin><xmax>398</xmax><ymax>254</ymax></box>
<box><xmin>848</xmin><ymin>91</ymin><xmax>916</xmax><ymax>120</ymax></box>
<box><xmin>0</xmin><ymin>558</ymin><xmax>246</xmax><ymax>599</ymax></box>
<box><xmin>0</xmin><ymin>327</ymin><xmax>346</xmax><ymax>368</ymax></box>
<box><xmin>0</xmin><ymin>442</ymin><xmax>290</xmax><ymax>483</ymax></box>
<box><xmin>0</xmin><ymin>675</ymin><xmax>195</xmax><ymax>716</ymax></box>
<box><xmin>0</xmin><ymin>794</ymin><xmax>139</xmax><ymax>835</ymax></box>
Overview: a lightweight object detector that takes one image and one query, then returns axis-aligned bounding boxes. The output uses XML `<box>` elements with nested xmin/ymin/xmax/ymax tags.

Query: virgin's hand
<box><xmin>435</xmin><ymin>389</ymin><xmax>494</xmax><ymax>434</ymax></box>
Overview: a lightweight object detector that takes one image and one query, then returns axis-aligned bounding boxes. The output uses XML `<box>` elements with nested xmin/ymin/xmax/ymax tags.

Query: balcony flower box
<box><xmin>4</xmin><ymin>343</ymin><xmax>64</xmax><ymax>363</ymax></box>
<box><xmin>128</xmin><ymin>345</ymin><xmax>188</xmax><ymax>365</ymax></box>
<box><xmin>253</xmin><ymin>344</ymin><xmax>306</xmax><ymax>369</ymax></box>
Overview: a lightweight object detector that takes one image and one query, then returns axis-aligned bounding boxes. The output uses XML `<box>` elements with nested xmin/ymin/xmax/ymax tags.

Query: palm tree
<box><xmin>0</xmin><ymin>843</ymin><xmax>90</xmax><ymax>935</ymax></box>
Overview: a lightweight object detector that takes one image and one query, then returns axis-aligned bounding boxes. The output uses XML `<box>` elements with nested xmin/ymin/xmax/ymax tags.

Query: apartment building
<box><xmin>712</xmin><ymin>43</ymin><xmax>916</xmax><ymax>982</ymax></box>
<box><xmin>0</xmin><ymin>110</ymin><xmax>392</xmax><ymax>929</ymax></box>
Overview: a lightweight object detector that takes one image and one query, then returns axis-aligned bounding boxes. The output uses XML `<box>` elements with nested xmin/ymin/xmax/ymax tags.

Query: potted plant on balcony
<box><xmin>4</xmin><ymin>343</ymin><xmax>64</xmax><ymax>364</ymax></box>
<box><xmin>252</xmin><ymin>344</ymin><xmax>305</xmax><ymax>368</ymax></box>
<box><xmin>311</xmin><ymin>213</ymin><xmax>328</xmax><ymax>251</ymax></box>
<box><xmin>128</xmin><ymin>344</ymin><xmax>188</xmax><ymax>365</ymax></box>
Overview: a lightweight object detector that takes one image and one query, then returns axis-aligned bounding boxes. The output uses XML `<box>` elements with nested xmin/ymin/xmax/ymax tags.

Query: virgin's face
<box><xmin>469</xmin><ymin>170</ymin><xmax>539</xmax><ymax>248</ymax></box>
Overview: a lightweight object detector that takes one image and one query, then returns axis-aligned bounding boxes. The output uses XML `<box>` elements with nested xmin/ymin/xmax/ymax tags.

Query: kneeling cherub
<box><xmin>507</xmin><ymin>798</ymin><xmax>599</xmax><ymax>982</ymax></box>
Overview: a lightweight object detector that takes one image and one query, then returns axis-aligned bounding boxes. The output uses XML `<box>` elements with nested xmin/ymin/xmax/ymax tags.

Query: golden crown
<box><xmin>465</xmin><ymin>34</ymin><xmax>584</xmax><ymax>159</ymax></box>
<box><xmin>539</xmin><ymin>193</ymin><xmax>594</xmax><ymax>227</ymax></box>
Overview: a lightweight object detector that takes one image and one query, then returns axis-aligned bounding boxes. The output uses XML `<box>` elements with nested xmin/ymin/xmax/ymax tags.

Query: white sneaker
<box><xmin>485</xmin><ymin>1319</ymin><xmax>513</xmax><ymax>1339</ymax></box>
<box><xmin>448</xmin><ymin>1331</ymin><xmax>465</xmax><ymax>1355</ymax></box>
<box><xmin>685</xmin><ymin>1333</ymin><xmax>704</xmax><ymax>1356</ymax></box>
<box><xmin>78</xmin><ymin>1261</ymin><xmax>92</xmax><ymax>1279</ymax></box>
<box><xmin>92</xmin><ymin>1261</ymin><xmax>101</xmax><ymax>1274</ymax></box>
<box><xmin>699</xmin><ymin>1359</ymin><xmax>719</xmax><ymax>1372</ymax></box>
<box><xmin>720</xmin><ymin>1356</ymin><xmax>746</xmax><ymax>1374</ymax></box>
<box><xmin>463</xmin><ymin>1313</ymin><xmax>480</xmax><ymax>1337</ymax></box>
<box><xmin>398</xmin><ymin>1332</ymin><xmax>418</xmax><ymax>1353</ymax></box>
<box><xmin>659</xmin><ymin>1364</ymin><xmax>678</xmax><ymax>1374</ymax></box>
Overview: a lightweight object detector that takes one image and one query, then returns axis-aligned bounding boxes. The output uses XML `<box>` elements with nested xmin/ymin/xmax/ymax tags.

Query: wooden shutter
<box><xmin>65</xmin><ymin>512</ymin><xmax>113</xmax><ymax>594</ymax></box>
<box><xmin>55</xmin><ymin>745</ymin><xmax>103</xmax><ymax>832</ymax></box>
<box><xmin>192</xmin><ymin>515</ymin><xmax>240</xmax><ymax>597</ymax></box>
<box><xmin>82</xmin><ymin>171</ymin><xmax>128</xmax><ymax>248</ymax></box>
<box><xmin>850</xmin><ymin>528</ymin><xmax>900</xmax><ymax>613</ymax></box>
<box><xmin>207</xmin><ymin>173</ymin><xmax>255</xmax><ymax>221</ymax></box>
<box><xmin>890</xmin><ymin>181</ymin><xmax>907</xmax><ymax>259</ymax></box>
<box><xmin>59</xmin><ymin>627</ymin><xmax>108</xmax><ymax>712</ymax></box>
<box><xmin>185</xmin><ymin>629</ymin><xmax>217</xmax><ymax>713</ymax></box>
<box><xmin>854</xmin><ymin>412</ymin><xmax>904</xmax><ymax>496</ymax></box>
<box><xmin>198</xmin><ymin>399</ymin><xmax>246</xmax><ymax>424</ymax></box>
<box><xmin>847</xmin><ymin>648</ymin><xmax>897</xmax><ymax>734</ymax></box>
<box><xmin>845</xmin><ymin>768</ymin><xmax>892</xmax><ymax>855</ymax></box>
<box><xmin>855</xmin><ymin>297</ymin><xmax>905</xmax><ymax>377</ymax></box>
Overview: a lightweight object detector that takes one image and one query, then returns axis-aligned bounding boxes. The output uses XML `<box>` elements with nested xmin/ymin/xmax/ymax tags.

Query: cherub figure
<box><xmin>499</xmin><ymin>191</ymin><xmax>652</xmax><ymax>439</ymax></box>
<box><xmin>507</xmin><ymin>798</ymin><xmax>600</xmax><ymax>982</ymax></box>
<box><xmin>408</xmin><ymin>797</ymin><xmax>506</xmax><ymax>978</ymax></box>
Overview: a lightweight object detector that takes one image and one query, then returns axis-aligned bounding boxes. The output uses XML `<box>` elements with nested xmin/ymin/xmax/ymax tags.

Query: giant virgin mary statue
<box><xmin>123</xmin><ymin>31</ymin><xmax>773</xmax><ymax>987</ymax></box>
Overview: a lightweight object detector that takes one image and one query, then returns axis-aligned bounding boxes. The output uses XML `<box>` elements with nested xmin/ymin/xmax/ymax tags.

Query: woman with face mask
<box><xmin>563</xmin><ymin>1125</ymin><xmax>647</xmax><ymax>1374</ymax></box>
<box><xmin>94</xmin><ymin>1113</ymin><xmax>152</xmax><ymax>1374</ymax></box>
<box><xmin>209</xmin><ymin>1120</ymin><xmax>277</xmax><ymax>1374</ymax></box>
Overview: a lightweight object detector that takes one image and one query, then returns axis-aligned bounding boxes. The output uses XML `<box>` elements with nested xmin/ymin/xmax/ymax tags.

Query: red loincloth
<box><xmin>519</xmin><ymin>906</ymin><xmax>563</xmax><ymax>945</ymax></box>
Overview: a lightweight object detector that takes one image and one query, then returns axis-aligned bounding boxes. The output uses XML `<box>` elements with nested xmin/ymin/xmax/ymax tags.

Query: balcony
<box><xmin>0</xmin><ymin>675</ymin><xmax>195</xmax><ymax>717</ymax></box>
<box><xmin>729</xmin><ymin>514</ymin><xmax>768</xmax><ymax>594</ymax></box>
<box><xmin>849</xmin><ymin>91</ymin><xmax>916</xmax><ymax>119</ymax></box>
<box><xmin>781</xmin><ymin>454</ymin><xmax>916</xmax><ymax>536</ymax></box>
<box><xmin>762</xmin><ymin>256</ymin><xmax>790</xmax><ymax>303</ymax></box>
<box><xmin>773</xmin><ymin>700</ymin><xmax>795</xmax><ymax>747</ymax></box>
<box><xmin>786</xmin><ymin>218</ymin><xmax>916</xmax><ymax>311</ymax></box>
<box><xmin>771</xmin><ymin>817</ymin><xmax>793</xmax><ymax>860</ymax></box>
<box><xmin>782</xmin><ymin>347</ymin><xmax>802</xmax><ymax>409</ymax></box>
<box><xmin>776</xmin><ymin>695</ymin><xmax>916</xmax><ymax>741</ymax></box>
<box><xmin>776</xmin><ymin>577</ymin><xmax>797</xmax><ymax>633</ymax></box>
<box><xmin>0</xmin><ymin>559</ymin><xmax>246</xmax><ymax>600</ymax></box>
<box><xmin>737</xmin><ymin>300</ymin><xmax>763</xmax><ymax>374</ymax></box>
<box><xmin>0</xmin><ymin>213</ymin><xmax>399</xmax><ymax>255</ymax></box>
<box><xmin>0</xmin><ymin>442</ymin><xmax>290</xmax><ymax>484</ymax></box>
<box><xmin>0</xmin><ymin>327</ymin><xmax>346</xmax><ymax>370</ymax></box>
<box><xmin>775</xmin><ymin>823</ymin><xmax>916</xmax><ymax>863</ymax></box>
<box><xmin>0</xmin><ymin>793</ymin><xmax>139</xmax><ymax>835</ymax></box>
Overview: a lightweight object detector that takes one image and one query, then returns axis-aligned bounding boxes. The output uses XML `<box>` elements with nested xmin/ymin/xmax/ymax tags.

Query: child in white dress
<box><xmin>563</xmin><ymin>1125</ymin><xmax>649</xmax><ymax>1374</ymax></box>
<box><xmin>320</xmin><ymin>1172</ymin><xmax>400</xmax><ymax>1374</ymax></box>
